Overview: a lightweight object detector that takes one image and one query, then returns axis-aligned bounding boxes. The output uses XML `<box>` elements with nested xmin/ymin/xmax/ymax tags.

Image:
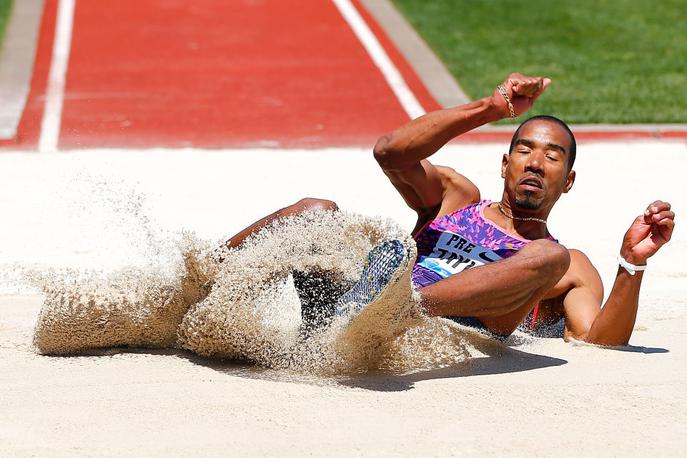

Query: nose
<box><xmin>524</xmin><ymin>150</ymin><xmax>545</xmax><ymax>175</ymax></box>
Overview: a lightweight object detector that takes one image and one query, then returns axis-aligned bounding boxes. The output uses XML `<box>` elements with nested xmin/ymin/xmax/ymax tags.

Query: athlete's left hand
<box><xmin>492</xmin><ymin>73</ymin><xmax>551</xmax><ymax>118</ymax></box>
<box><xmin>620</xmin><ymin>200</ymin><xmax>675</xmax><ymax>265</ymax></box>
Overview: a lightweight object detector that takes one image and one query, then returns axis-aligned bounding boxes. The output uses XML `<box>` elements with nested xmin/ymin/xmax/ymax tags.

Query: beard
<box><xmin>515</xmin><ymin>192</ymin><xmax>542</xmax><ymax>210</ymax></box>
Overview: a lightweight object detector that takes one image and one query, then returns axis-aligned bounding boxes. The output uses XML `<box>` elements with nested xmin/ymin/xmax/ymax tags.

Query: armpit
<box><xmin>534</xmin><ymin>296</ymin><xmax>566</xmax><ymax>325</ymax></box>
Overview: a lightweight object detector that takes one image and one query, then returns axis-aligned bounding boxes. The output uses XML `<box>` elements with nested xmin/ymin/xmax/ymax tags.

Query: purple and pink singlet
<box><xmin>411</xmin><ymin>199</ymin><xmax>562</xmax><ymax>336</ymax></box>
<box><xmin>412</xmin><ymin>199</ymin><xmax>556</xmax><ymax>288</ymax></box>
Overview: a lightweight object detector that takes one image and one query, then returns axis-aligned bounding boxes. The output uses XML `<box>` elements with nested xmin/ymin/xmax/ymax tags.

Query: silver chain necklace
<box><xmin>497</xmin><ymin>203</ymin><xmax>548</xmax><ymax>224</ymax></box>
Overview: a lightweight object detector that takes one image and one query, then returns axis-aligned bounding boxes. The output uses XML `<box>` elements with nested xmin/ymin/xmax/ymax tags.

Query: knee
<box><xmin>525</xmin><ymin>240</ymin><xmax>570</xmax><ymax>280</ymax></box>
<box><xmin>295</xmin><ymin>197</ymin><xmax>339</xmax><ymax>212</ymax></box>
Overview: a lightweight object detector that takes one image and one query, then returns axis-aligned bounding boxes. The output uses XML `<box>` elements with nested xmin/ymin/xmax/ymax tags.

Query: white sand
<box><xmin>1</xmin><ymin>141</ymin><xmax>686</xmax><ymax>455</ymax></box>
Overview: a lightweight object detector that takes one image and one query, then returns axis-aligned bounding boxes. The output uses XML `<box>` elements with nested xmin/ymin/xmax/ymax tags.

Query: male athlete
<box><xmin>225</xmin><ymin>73</ymin><xmax>675</xmax><ymax>346</ymax></box>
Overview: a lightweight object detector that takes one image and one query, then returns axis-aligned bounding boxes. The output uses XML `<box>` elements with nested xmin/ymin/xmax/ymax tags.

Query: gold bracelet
<box><xmin>497</xmin><ymin>85</ymin><xmax>516</xmax><ymax>118</ymax></box>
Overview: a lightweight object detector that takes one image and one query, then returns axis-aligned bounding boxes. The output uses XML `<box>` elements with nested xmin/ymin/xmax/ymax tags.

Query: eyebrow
<box><xmin>514</xmin><ymin>138</ymin><xmax>567</xmax><ymax>155</ymax></box>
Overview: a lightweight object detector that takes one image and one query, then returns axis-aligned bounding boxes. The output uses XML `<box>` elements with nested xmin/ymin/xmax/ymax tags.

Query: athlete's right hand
<box><xmin>491</xmin><ymin>73</ymin><xmax>551</xmax><ymax>118</ymax></box>
<box><xmin>620</xmin><ymin>200</ymin><xmax>675</xmax><ymax>265</ymax></box>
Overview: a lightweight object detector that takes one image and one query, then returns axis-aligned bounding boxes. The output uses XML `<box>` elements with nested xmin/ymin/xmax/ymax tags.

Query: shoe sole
<box><xmin>332</xmin><ymin>237</ymin><xmax>418</xmax><ymax>368</ymax></box>
<box><xmin>334</xmin><ymin>239</ymin><xmax>409</xmax><ymax>317</ymax></box>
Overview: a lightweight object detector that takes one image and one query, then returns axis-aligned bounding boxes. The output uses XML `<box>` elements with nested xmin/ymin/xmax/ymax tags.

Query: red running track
<box><xmin>6</xmin><ymin>0</ymin><xmax>441</xmax><ymax>150</ymax></box>
<box><xmin>6</xmin><ymin>1</ymin><xmax>682</xmax><ymax>151</ymax></box>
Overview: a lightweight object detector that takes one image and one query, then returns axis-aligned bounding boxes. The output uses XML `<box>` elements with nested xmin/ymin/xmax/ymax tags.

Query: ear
<box><xmin>501</xmin><ymin>153</ymin><xmax>510</xmax><ymax>179</ymax></box>
<box><xmin>563</xmin><ymin>169</ymin><xmax>576</xmax><ymax>193</ymax></box>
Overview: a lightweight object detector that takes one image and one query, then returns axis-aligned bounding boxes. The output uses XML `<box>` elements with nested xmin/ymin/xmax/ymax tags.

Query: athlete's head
<box><xmin>501</xmin><ymin>116</ymin><xmax>576</xmax><ymax>212</ymax></box>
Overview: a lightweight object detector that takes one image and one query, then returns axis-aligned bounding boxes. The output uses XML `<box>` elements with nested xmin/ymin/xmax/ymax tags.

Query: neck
<box><xmin>487</xmin><ymin>199</ymin><xmax>550</xmax><ymax>240</ymax></box>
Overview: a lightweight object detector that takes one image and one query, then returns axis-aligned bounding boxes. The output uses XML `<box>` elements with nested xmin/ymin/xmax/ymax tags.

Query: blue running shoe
<box><xmin>334</xmin><ymin>240</ymin><xmax>407</xmax><ymax>317</ymax></box>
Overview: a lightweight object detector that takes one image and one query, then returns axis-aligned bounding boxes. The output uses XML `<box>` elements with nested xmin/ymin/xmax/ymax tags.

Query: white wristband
<box><xmin>618</xmin><ymin>255</ymin><xmax>647</xmax><ymax>276</ymax></box>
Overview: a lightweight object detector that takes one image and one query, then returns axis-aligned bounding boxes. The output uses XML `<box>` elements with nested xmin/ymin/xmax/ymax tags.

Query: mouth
<box><xmin>519</xmin><ymin>176</ymin><xmax>544</xmax><ymax>191</ymax></box>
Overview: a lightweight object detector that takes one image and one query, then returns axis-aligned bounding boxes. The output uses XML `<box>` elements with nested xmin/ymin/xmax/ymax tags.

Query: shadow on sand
<box><xmin>337</xmin><ymin>349</ymin><xmax>567</xmax><ymax>392</ymax></box>
<box><xmin>58</xmin><ymin>341</ymin><xmax>567</xmax><ymax>392</ymax></box>
<box><xmin>180</xmin><ymin>337</ymin><xmax>570</xmax><ymax>391</ymax></box>
<box><xmin>157</xmin><ymin>335</ymin><xmax>571</xmax><ymax>392</ymax></box>
<box><xmin>624</xmin><ymin>346</ymin><xmax>669</xmax><ymax>354</ymax></box>
<box><xmin>595</xmin><ymin>344</ymin><xmax>668</xmax><ymax>354</ymax></box>
<box><xmin>45</xmin><ymin>335</ymin><xmax>667</xmax><ymax>392</ymax></box>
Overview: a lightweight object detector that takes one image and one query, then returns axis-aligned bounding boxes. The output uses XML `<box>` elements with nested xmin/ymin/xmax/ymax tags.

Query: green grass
<box><xmin>0</xmin><ymin>0</ymin><xmax>12</xmax><ymax>50</ymax></box>
<box><xmin>392</xmin><ymin>0</ymin><xmax>686</xmax><ymax>124</ymax></box>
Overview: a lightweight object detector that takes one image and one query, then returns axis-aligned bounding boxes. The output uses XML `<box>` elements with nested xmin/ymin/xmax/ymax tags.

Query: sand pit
<box><xmin>1</xmin><ymin>143</ymin><xmax>686</xmax><ymax>455</ymax></box>
<box><xmin>3</xmin><ymin>292</ymin><xmax>686</xmax><ymax>456</ymax></box>
<box><xmin>29</xmin><ymin>210</ymin><xmax>468</xmax><ymax>374</ymax></box>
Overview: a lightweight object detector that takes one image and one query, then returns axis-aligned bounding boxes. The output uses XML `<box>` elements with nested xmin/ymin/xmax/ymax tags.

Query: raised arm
<box><xmin>373</xmin><ymin>73</ymin><xmax>550</xmax><ymax>218</ymax></box>
<box><xmin>563</xmin><ymin>201</ymin><xmax>675</xmax><ymax>345</ymax></box>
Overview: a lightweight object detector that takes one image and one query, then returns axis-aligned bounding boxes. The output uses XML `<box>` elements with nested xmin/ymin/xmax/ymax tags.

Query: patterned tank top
<box><xmin>411</xmin><ymin>199</ymin><xmax>555</xmax><ymax>289</ymax></box>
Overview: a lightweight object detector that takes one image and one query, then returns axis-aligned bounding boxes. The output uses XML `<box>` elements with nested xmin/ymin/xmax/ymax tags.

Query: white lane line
<box><xmin>38</xmin><ymin>0</ymin><xmax>76</xmax><ymax>153</ymax></box>
<box><xmin>331</xmin><ymin>0</ymin><xmax>425</xmax><ymax>120</ymax></box>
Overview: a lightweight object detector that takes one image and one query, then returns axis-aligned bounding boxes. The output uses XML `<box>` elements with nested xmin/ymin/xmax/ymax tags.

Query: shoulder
<box><xmin>568</xmin><ymin>249</ymin><xmax>597</xmax><ymax>276</ymax></box>
<box><xmin>435</xmin><ymin>165</ymin><xmax>480</xmax><ymax>209</ymax></box>
<box><xmin>412</xmin><ymin>164</ymin><xmax>480</xmax><ymax>230</ymax></box>
<box><xmin>544</xmin><ymin>248</ymin><xmax>602</xmax><ymax>301</ymax></box>
<box><xmin>565</xmin><ymin>249</ymin><xmax>603</xmax><ymax>295</ymax></box>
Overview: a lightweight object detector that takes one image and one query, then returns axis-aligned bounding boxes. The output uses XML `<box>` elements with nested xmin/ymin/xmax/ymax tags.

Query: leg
<box><xmin>420</xmin><ymin>240</ymin><xmax>570</xmax><ymax>335</ymax></box>
<box><xmin>222</xmin><ymin>197</ymin><xmax>344</xmax><ymax>334</ymax></box>
<box><xmin>293</xmin><ymin>270</ymin><xmax>351</xmax><ymax>335</ymax></box>
<box><xmin>224</xmin><ymin>197</ymin><xmax>338</xmax><ymax>249</ymax></box>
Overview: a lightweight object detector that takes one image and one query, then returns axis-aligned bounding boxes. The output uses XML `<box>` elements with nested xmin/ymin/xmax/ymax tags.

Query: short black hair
<box><xmin>509</xmin><ymin>115</ymin><xmax>576</xmax><ymax>170</ymax></box>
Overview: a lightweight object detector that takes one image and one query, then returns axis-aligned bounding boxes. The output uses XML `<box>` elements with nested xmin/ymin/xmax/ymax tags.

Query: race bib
<box><xmin>417</xmin><ymin>231</ymin><xmax>502</xmax><ymax>278</ymax></box>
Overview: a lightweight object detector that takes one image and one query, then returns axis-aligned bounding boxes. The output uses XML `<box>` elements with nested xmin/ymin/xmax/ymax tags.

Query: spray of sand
<box><xmin>30</xmin><ymin>208</ymin><xmax>480</xmax><ymax>374</ymax></box>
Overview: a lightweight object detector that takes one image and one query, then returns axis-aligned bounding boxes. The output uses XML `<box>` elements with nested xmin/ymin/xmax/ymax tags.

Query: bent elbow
<box><xmin>575</xmin><ymin>331</ymin><xmax>630</xmax><ymax>347</ymax></box>
<box><xmin>373</xmin><ymin>134</ymin><xmax>395</xmax><ymax>170</ymax></box>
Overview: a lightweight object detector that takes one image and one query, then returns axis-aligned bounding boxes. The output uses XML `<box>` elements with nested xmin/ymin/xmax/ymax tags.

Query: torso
<box><xmin>411</xmin><ymin>199</ymin><xmax>564</xmax><ymax>334</ymax></box>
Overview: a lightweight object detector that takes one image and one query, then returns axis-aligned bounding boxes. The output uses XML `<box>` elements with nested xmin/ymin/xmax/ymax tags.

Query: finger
<box><xmin>504</xmin><ymin>77</ymin><xmax>518</xmax><ymax>95</ymax></box>
<box><xmin>532</xmin><ymin>78</ymin><xmax>551</xmax><ymax>102</ymax></box>
<box><xmin>645</xmin><ymin>200</ymin><xmax>671</xmax><ymax>215</ymax></box>
<box><xmin>527</xmin><ymin>77</ymin><xmax>547</xmax><ymax>97</ymax></box>
<box><xmin>513</xmin><ymin>78</ymin><xmax>539</xmax><ymax>97</ymax></box>
<box><xmin>654</xmin><ymin>220</ymin><xmax>675</xmax><ymax>243</ymax></box>
<box><xmin>655</xmin><ymin>217</ymin><xmax>675</xmax><ymax>229</ymax></box>
<box><xmin>508</xmin><ymin>77</ymin><xmax>524</xmax><ymax>94</ymax></box>
<box><xmin>651</xmin><ymin>210</ymin><xmax>675</xmax><ymax>222</ymax></box>
<box><xmin>523</xmin><ymin>81</ymin><xmax>539</xmax><ymax>97</ymax></box>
